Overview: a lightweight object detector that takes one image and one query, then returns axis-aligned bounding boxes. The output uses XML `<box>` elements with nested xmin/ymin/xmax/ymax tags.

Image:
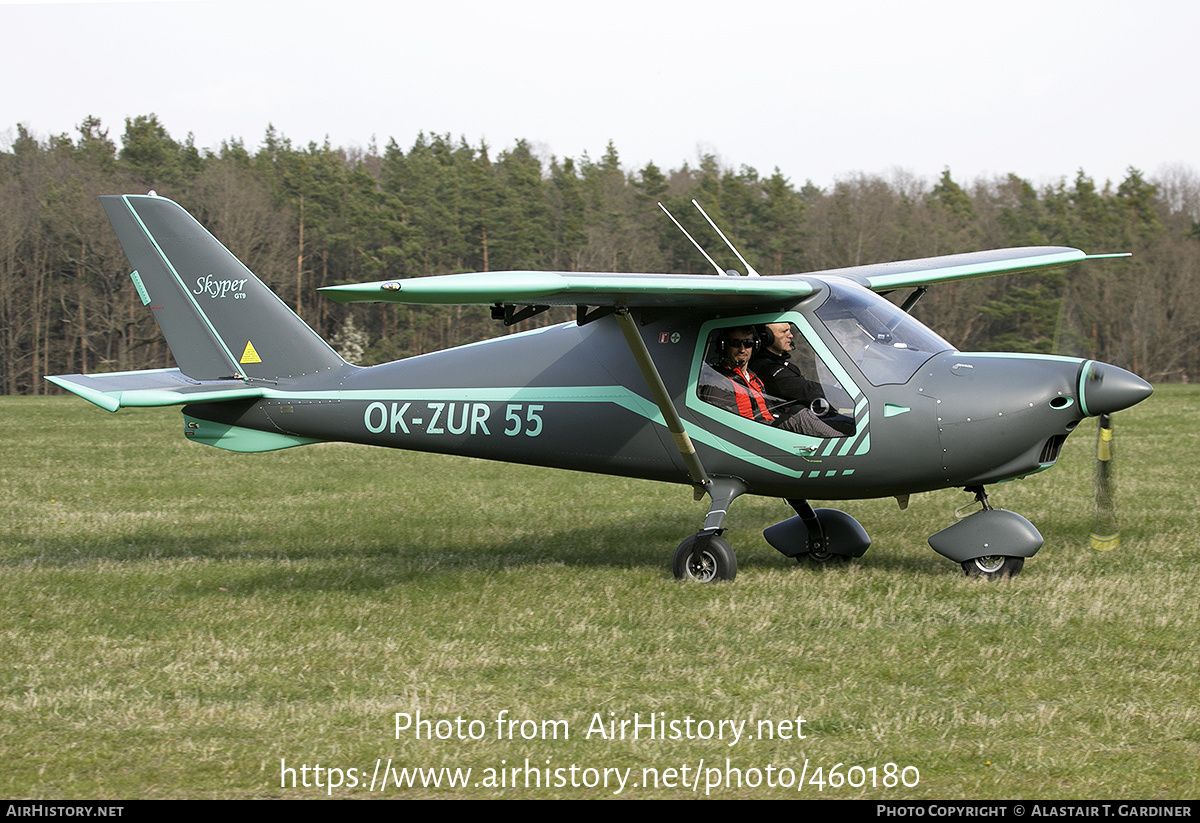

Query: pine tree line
<box><xmin>3</xmin><ymin>114</ymin><xmax>1198</xmax><ymax>395</ymax></box>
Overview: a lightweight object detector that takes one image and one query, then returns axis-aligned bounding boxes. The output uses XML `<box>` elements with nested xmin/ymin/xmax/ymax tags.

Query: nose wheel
<box><xmin>962</xmin><ymin>555</ymin><xmax>1024</xmax><ymax>579</ymax></box>
<box><xmin>929</xmin><ymin>487</ymin><xmax>1041</xmax><ymax>578</ymax></box>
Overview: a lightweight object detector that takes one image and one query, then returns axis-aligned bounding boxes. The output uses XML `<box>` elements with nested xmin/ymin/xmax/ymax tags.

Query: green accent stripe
<box><xmin>52</xmin><ymin>375</ymin><xmax>868</xmax><ymax>481</ymax></box>
<box><xmin>854</xmin><ymin>432</ymin><xmax>871</xmax><ymax>456</ymax></box>
<box><xmin>955</xmin><ymin>351</ymin><xmax>1084</xmax><ymax>364</ymax></box>
<box><xmin>253</xmin><ymin>384</ymin><xmax>857</xmax><ymax>481</ymax></box>
<box><xmin>1078</xmin><ymin>360</ymin><xmax>1096</xmax><ymax>417</ymax></box>
<box><xmin>184</xmin><ymin>415</ymin><xmax>324</xmax><ymax>453</ymax></box>
<box><xmin>684</xmin><ymin>312</ymin><xmax>869</xmax><ymax>446</ymax></box>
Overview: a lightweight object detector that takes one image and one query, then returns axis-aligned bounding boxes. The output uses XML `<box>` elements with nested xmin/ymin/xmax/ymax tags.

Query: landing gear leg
<box><xmin>672</xmin><ymin>478</ymin><xmax>746</xmax><ymax>582</ymax></box>
<box><xmin>964</xmin><ymin>485</ymin><xmax>991</xmax><ymax>512</ymax></box>
<box><xmin>787</xmin><ymin>498</ymin><xmax>838</xmax><ymax>563</ymax></box>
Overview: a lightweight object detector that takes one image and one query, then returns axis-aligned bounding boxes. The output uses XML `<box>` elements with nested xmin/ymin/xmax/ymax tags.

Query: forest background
<box><xmin>3</xmin><ymin>113</ymin><xmax>1198</xmax><ymax>396</ymax></box>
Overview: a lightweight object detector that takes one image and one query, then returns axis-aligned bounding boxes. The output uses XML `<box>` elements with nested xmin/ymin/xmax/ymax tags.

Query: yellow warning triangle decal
<box><xmin>240</xmin><ymin>341</ymin><xmax>262</xmax><ymax>364</ymax></box>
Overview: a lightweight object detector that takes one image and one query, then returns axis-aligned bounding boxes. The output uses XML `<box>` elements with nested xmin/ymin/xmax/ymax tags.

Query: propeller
<box><xmin>1088</xmin><ymin>413</ymin><xmax>1120</xmax><ymax>551</ymax></box>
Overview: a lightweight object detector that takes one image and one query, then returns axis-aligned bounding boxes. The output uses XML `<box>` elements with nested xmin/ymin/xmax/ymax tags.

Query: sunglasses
<box><xmin>727</xmin><ymin>338</ymin><xmax>756</xmax><ymax>348</ymax></box>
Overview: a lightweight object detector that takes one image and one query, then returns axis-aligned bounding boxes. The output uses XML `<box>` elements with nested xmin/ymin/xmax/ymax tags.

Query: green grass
<box><xmin>2</xmin><ymin>388</ymin><xmax>1197</xmax><ymax>799</ymax></box>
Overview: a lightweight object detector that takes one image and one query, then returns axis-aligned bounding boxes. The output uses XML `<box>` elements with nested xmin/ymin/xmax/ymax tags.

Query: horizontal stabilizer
<box><xmin>45</xmin><ymin>369</ymin><xmax>264</xmax><ymax>412</ymax></box>
<box><xmin>320</xmin><ymin>270</ymin><xmax>815</xmax><ymax>308</ymax></box>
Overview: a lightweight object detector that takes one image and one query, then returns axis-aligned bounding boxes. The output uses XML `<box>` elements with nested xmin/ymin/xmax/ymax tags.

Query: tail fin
<box><xmin>100</xmin><ymin>194</ymin><xmax>346</xmax><ymax>382</ymax></box>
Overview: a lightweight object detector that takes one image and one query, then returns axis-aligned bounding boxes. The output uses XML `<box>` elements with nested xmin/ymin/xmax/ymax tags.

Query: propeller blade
<box><xmin>1089</xmin><ymin>413</ymin><xmax>1120</xmax><ymax>551</ymax></box>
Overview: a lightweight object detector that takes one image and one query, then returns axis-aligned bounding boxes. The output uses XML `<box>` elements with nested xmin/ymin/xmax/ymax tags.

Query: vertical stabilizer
<box><xmin>101</xmin><ymin>194</ymin><xmax>347</xmax><ymax>382</ymax></box>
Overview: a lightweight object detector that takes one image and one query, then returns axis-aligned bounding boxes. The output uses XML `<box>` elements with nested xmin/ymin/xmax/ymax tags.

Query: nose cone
<box><xmin>1080</xmin><ymin>362</ymin><xmax>1153</xmax><ymax>416</ymax></box>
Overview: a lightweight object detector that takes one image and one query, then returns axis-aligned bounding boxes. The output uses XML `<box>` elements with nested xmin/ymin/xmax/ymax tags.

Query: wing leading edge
<box><xmin>319</xmin><ymin>247</ymin><xmax>1125</xmax><ymax>308</ymax></box>
<box><xmin>319</xmin><ymin>271</ymin><xmax>815</xmax><ymax>308</ymax></box>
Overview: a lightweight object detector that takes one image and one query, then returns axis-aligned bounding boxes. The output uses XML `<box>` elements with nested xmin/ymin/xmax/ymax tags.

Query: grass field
<box><xmin>2</xmin><ymin>387</ymin><xmax>1197</xmax><ymax>799</ymax></box>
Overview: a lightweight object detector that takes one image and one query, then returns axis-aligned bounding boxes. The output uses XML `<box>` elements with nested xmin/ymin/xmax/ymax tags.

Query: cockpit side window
<box><xmin>695</xmin><ymin>322</ymin><xmax>854</xmax><ymax>438</ymax></box>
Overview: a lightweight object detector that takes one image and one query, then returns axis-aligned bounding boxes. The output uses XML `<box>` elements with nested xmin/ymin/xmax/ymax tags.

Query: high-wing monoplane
<box><xmin>47</xmin><ymin>194</ymin><xmax>1153</xmax><ymax>581</ymax></box>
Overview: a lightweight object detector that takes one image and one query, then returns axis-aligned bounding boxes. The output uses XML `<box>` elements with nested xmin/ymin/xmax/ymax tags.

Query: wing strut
<box><xmin>614</xmin><ymin>309</ymin><xmax>711</xmax><ymax>496</ymax></box>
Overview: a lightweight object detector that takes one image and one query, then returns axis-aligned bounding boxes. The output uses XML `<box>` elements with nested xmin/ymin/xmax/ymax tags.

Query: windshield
<box><xmin>815</xmin><ymin>281</ymin><xmax>954</xmax><ymax>385</ymax></box>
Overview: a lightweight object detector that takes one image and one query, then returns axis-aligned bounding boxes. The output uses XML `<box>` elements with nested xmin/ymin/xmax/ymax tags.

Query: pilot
<box><xmin>699</xmin><ymin>327</ymin><xmax>776</xmax><ymax>423</ymax></box>
<box><xmin>698</xmin><ymin>327</ymin><xmax>840</xmax><ymax>438</ymax></box>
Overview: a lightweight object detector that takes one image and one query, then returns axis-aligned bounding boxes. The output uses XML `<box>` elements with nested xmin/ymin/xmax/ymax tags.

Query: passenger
<box><xmin>750</xmin><ymin>322</ymin><xmax>845</xmax><ymax>438</ymax></box>
<box><xmin>750</xmin><ymin>322</ymin><xmax>827</xmax><ymax>410</ymax></box>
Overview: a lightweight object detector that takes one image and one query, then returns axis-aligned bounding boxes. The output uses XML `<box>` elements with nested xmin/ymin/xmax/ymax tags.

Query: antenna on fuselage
<box><xmin>691</xmin><ymin>199</ymin><xmax>761</xmax><ymax>277</ymax></box>
<box><xmin>657</xmin><ymin>202</ymin><xmax>727</xmax><ymax>276</ymax></box>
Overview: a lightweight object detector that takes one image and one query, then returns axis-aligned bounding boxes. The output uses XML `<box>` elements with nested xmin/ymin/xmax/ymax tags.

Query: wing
<box><xmin>45</xmin><ymin>369</ymin><xmax>324</xmax><ymax>451</ymax></box>
<box><xmin>319</xmin><ymin>271</ymin><xmax>814</xmax><ymax>308</ymax></box>
<box><xmin>318</xmin><ymin>247</ymin><xmax>1124</xmax><ymax>307</ymax></box>
<box><xmin>803</xmin><ymin>246</ymin><xmax>1128</xmax><ymax>292</ymax></box>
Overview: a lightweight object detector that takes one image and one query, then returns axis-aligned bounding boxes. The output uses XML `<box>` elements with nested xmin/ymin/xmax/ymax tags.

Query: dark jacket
<box><xmin>749</xmin><ymin>350</ymin><xmax>823</xmax><ymax>410</ymax></box>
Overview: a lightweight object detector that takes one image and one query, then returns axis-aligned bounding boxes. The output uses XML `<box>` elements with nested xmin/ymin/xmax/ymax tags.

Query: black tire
<box><xmin>798</xmin><ymin>549</ymin><xmax>850</xmax><ymax>565</ymax></box>
<box><xmin>673</xmin><ymin>534</ymin><xmax>737</xmax><ymax>582</ymax></box>
<box><xmin>961</xmin><ymin>555</ymin><xmax>1024</xmax><ymax>579</ymax></box>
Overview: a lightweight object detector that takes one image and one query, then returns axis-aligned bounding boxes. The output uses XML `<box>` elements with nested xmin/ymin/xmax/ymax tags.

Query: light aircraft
<box><xmin>47</xmin><ymin>194</ymin><xmax>1153</xmax><ymax>582</ymax></box>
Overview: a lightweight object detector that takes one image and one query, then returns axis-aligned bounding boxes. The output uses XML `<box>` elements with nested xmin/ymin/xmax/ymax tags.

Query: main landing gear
<box><xmin>672</xmin><ymin>534</ymin><xmax>737</xmax><ymax>582</ymax></box>
<box><xmin>763</xmin><ymin>499</ymin><xmax>871</xmax><ymax>564</ymax></box>
<box><xmin>672</xmin><ymin>479</ymin><xmax>873</xmax><ymax>583</ymax></box>
<box><xmin>672</xmin><ymin>478</ymin><xmax>745</xmax><ymax>582</ymax></box>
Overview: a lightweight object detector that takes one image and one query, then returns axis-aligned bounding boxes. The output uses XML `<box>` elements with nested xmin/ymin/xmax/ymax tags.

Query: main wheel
<box><xmin>673</xmin><ymin>534</ymin><xmax>737</xmax><ymax>582</ymax></box>
<box><xmin>798</xmin><ymin>549</ymin><xmax>850</xmax><ymax>565</ymax></box>
<box><xmin>961</xmin><ymin>555</ymin><xmax>1024</xmax><ymax>579</ymax></box>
